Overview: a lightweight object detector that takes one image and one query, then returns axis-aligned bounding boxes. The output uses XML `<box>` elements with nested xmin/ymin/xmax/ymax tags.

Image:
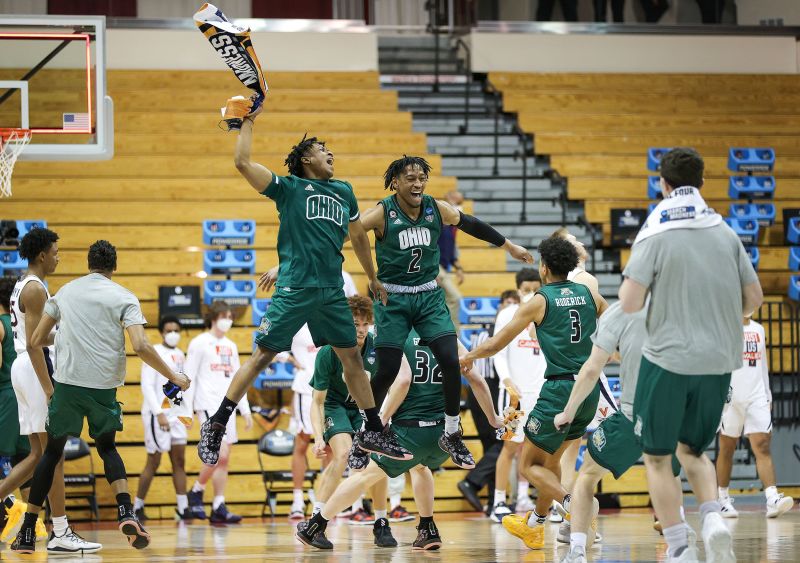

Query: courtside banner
<box><xmin>194</xmin><ymin>3</ymin><xmax>268</xmax><ymax>100</ymax></box>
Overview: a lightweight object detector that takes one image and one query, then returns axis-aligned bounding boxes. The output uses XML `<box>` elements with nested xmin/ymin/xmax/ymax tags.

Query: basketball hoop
<box><xmin>0</xmin><ymin>128</ymin><xmax>32</xmax><ymax>198</ymax></box>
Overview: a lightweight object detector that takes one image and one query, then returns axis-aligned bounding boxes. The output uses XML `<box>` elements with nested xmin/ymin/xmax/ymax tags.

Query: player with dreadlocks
<box><xmin>199</xmin><ymin>101</ymin><xmax>413</xmax><ymax>468</ymax></box>
<box><xmin>353</xmin><ymin>156</ymin><xmax>533</xmax><ymax>470</ymax></box>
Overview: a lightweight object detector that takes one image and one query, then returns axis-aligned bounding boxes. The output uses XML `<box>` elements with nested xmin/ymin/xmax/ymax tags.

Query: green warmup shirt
<box><xmin>262</xmin><ymin>174</ymin><xmax>360</xmax><ymax>289</ymax></box>
<box><xmin>376</xmin><ymin>194</ymin><xmax>443</xmax><ymax>287</ymax></box>
<box><xmin>394</xmin><ymin>331</ymin><xmax>445</xmax><ymax>422</ymax></box>
<box><xmin>0</xmin><ymin>313</ymin><xmax>15</xmax><ymax>389</ymax></box>
<box><xmin>311</xmin><ymin>332</ymin><xmax>378</xmax><ymax>409</ymax></box>
<box><xmin>534</xmin><ymin>280</ymin><xmax>597</xmax><ymax>378</ymax></box>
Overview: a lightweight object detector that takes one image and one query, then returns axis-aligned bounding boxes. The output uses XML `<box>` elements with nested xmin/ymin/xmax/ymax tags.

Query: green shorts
<box><xmin>0</xmin><ymin>387</ymin><xmax>27</xmax><ymax>456</ymax></box>
<box><xmin>374</xmin><ymin>288</ymin><xmax>455</xmax><ymax>348</ymax></box>
<box><xmin>633</xmin><ymin>356</ymin><xmax>730</xmax><ymax>456</ymax></box>
<box><xmin>255</xmin><ymin>287</ymin><xmax>357</xmax><ymax>353</ymax></box>
<box><xmin>588</xmin><ymin>411</ymin><xmax>681</xmax><ymax>479</ymax></box>
<box><xmin>523</xmin><ymin>379</ymin><xmax>600</xmax><ymax>455</ymax></box>
<box><xmin>322</xmin><ymin>405</ymin><xmax>363</xmax><ymax>444</ymax></box>
<box><xmin>372</xmin><ymin>420</ymin><xmax>448</xmax><ymax>478</ymax></box>
<box><xmin>47</xmin><ymin>382</ymin><xmax>123</xmax><ymax>440</ymax></box>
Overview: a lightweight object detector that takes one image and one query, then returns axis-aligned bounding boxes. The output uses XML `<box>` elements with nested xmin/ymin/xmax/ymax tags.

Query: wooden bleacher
<box><xmin>1</xmin><ymin>69</ymin><xmax>520</xmax><ymax>519</ymax></box>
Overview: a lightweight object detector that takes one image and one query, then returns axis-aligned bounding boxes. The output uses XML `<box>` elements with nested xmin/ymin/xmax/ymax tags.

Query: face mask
<box><xmin>216</xmin><ymin>318</ymin><xmax>233</xmax><ymax>333</ymax></box>
<box><xmin>164</xmin><ymin>331</ymin><xmax>181</xmax><ymax>348</ymax></box>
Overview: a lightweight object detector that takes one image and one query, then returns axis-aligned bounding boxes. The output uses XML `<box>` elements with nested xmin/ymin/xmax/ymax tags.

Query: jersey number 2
<box><xmin>413</xmin><ymin>350</ymin><xmax>442</xmax><ymax>384</ymax></box>
<box><xmin>407</xmin><ymin>248</ymin><xmax>422</xmax><ymax>273</ymax></box>
<box><xmin>569</xmin><ymin>309</ymin><xmax>581</xmax><ymax>344</ymax></box>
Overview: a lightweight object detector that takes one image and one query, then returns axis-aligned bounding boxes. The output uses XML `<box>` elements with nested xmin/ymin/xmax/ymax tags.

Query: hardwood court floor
<box><xmin>1</xmin><ymin>508</ymin><xmax>797</xmax><ymax>562</ymax></box>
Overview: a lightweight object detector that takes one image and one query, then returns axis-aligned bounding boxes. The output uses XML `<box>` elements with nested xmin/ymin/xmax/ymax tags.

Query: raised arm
<box><xmin>349</xmin><ymin>217</ymin><xmax>388</xmax><ymax>304</ymax></box>
<box><xmin>436</xmin><ymin>199</ymin><xmax>533</xmax><ymax>264</ymax></box>
<box><xmin>126</xmin><ymin>324</ymin><xmax>190</xmax><ymax>390</ymax></box>
<box><xmin>233</xmin><ymin>115</ymin><xmax>274</xmax><ymax>193</ymax></box>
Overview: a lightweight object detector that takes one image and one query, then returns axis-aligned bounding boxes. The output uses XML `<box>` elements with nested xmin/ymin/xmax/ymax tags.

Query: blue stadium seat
<box><xmin>202</xmin><ymin>220</ymin><xmax>256</xmax><ymax>246</ymax></box>
<box><xmin>459</xmin><ymin>297</ymin><xmax>500</xmax><ymax>325</ymax></box>
<box><xmin>788</xmin><ymin>217</ymin><xmax>800</xmax><ymax>245</ymax></box>
<box><xmin>753</xmin><ymin>203</ymin><xmax>776</xmax><ymax>225</ymax></box>
<box><xmin>724</xmin><ymin>218</ymin><xmax>759</xmax><ymax>246</ymax></box>
<box><xmin>727</xmin><ymin>147</ymin><xmax>775</xmax><ymax>172</ymax></box>
<box><xmin>16</xmin><ymin>220</ymin><xmax>47</xmax><ymax>240</ymax></box>
<box><xmin>789</xmin><ymin>276</ymin><xmax>800</xmax><ymax>302</ymax></box>
<box><xmin>203</xmin><ymin>249</ymin><xmax>256</xmax><ymax>275</ymax></box>
<box><xmin>254</xmin><ymin>365</ymin><xmax>295</xmax><ymax>390</ymax></box>
<box><xmin>203</xmin><ymin>279</ymin><xmax>256</xmax><ymax>306</ymax></box>
<box><xmin>728</xmin><ymin>176</ymin><xmax>775</xmax><ymax>200</ymax></box>
<box><xmin>729</xmin><ymin>203</ymin><xmax>773</xmax><ymax>225</ymax></box>
<box><xmin>0</xmin><ymin>251</ymin><xmax>26</xmax><ymax>277</ymax></box>
<box><xmin>459</xmin><ymin>327</ymin><xmax>484</xmax><ymax>349</ymax></box>
<box><xmin>789</xmin><ymin>247</ymin><xmax>800</xmax><ymax>271</ymax></box>
<box><xmin>647</xmin><ymin>147</ymin><xmax>671</xmax><ymax>171</ymax></box>
<box><xmin>251</xmin><ymin>298</ymin><xmax>271</xmax><ymax>326</ymax></box>
<box><xmin>648</xmin><ymin>203</ymin><xmax>658</xmax><ymax>214</ymax></box>
<box><xmin>746</xmin><ymin>246</ymin><xmax>760</xmax><ymax>271</ymax></box>
<box><xmin>647</xmin><ymin>176</ymin><xmax>662</xmax><ymax>199</ymax></box>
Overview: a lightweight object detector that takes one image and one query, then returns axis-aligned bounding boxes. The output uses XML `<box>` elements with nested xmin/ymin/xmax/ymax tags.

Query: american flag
<box><xmin>62</xmin><ymin>113</ymin><xmax>90</xmax><ymax>131</ymax></box>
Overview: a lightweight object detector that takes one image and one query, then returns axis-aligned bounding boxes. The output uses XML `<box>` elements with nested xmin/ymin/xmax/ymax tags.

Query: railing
<box><xmin>754</xmin><ymin>301</ymin><xmax>800</xmax><ymax>425</ymax></box>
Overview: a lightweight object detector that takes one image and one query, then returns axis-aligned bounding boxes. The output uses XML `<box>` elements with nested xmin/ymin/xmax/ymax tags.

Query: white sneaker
<box><xmin>489</xmin><ymin>501</ymin><xmax>512</xmax><ymax>523</ymax></box>
<box><xmin>288</xmin><ymin>505</ymin><xmax>305</xmax><ymax>520</ymax></box>
<box><xmin>669</xmin><ymin>546</ymin><xmax>701</xmax><ymax>562</ymax></box>
<box><xmin>516</xmin><ymin>496</ymin><xmax>535</xmax><ymax>512</ymax></box>
<box><xmin>701</xmin><ymin>512</ymin><xmax>735</xmax><ymax>563</ymax></box>
<box><xmin>719</xmin><ymin>497</ymin><xmax>739</xmax><ymax>518</ymax></box>
<box><xmin>766</xmin><ymin>494</ymin><xmax>793</xmax><ymax>518</ymax></box>
<box><xmin>47</xmin><ymin>527</ymin><xmax>102</xmax><ymax>554</ymax></box>
<box><xmin>549</xmin><ymin>504</ymin><xmax>564</xmax><ymax>523</ymax></box>
<box><xmin>560</xmin><ymin>546</ymin><xmax>588</xmax><ymax>563</ymax></box>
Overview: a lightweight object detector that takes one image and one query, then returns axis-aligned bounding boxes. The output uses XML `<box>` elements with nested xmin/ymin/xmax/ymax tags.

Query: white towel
<box><xmin>634</xmin><ymin>186</ymin><xmax>722</xmax><ymax>245</ymax></box>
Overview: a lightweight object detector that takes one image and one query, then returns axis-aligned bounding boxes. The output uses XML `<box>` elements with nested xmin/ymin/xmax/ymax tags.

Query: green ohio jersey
<box><xmin>0</xmin><ymin>314</ymin><xmax>15</xmax><ymax>388</ymax></box>
<box><xmin>311</xmin><ymin>332</ymin><xmax>378</xmax><ymax>409</ymax></box>
<box><xmin>262</xmin><ymin>174</ymin><xmax>360</xmax><ymax>289</ymax></box>
<box><xmin>376</xmin><ymin>194</ymin><xmax>443</xmax><ymax>286</ymax></box>
<box><xmin>393</xmin><ymin>331</ymin><xmax>445</xmax><ymax>422</ymax></box>
<box><xmin>535</xmin><ymin>280</ymin><xmax>597</xmax><ymax>379</ymax></box>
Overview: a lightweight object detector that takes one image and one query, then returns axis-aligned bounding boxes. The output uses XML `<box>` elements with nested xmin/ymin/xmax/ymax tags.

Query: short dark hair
<box><xmin>285</xmin><ymin>133</ymin><xmax>324</xmax><ymax>177</ymax></box>
<box><xmin>87</xmin><ymin>240</ymin><xmax>117</xmax><ymax>272</ymax></box>
<box><xmin>515</xmin><ymin>268</ymin><xmax>540</xmax><ymax>289</ymax></box>
<box><xmin>204</xmin><ymin>300</ymin><xmax>232</xmax><ymax>329</ymax></box>
<box><xmin>0</xmin><ymin>276</ymin><xmax>15</xmax><ymax>311</ymax></box>
<box><xmin>159</xmin><ymin>315</ymin><xmax>181</xmax><ymax>332</ymax></box>
<box><xmin>18</xmin><ymin>227</ymin><xmax>58</xmax><ymax>261</ymax></box>
<box><xmin>499</xmin><ymin>289</ymin><xmax>519</xmax><ymax>303</ymax></box>
<box><xmin>383</xmin><ymin>156</ymin><xmax>432</xmax><ymax>190</ymax></box>
<box><xmin>660</xmin><ymin>147</ymin><xmax>704</xmax><ymax>189</ymax></box>
<box><xmin>538</xmin><ymin>236</ymin><xmax>579</xmax><ymax>278</ymax></box>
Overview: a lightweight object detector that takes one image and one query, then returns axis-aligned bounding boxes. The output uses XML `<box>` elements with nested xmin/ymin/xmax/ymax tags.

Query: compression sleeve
<box><xmin>456</xmin><ymin>212</ymin><xmax>506</xmax><ymax>247</ymax></box>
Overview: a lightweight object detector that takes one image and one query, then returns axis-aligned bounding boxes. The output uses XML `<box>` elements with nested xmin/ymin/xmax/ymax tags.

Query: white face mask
<box><xmin>164</xmin><ymin>331</ymin><xmax>181</xmax><ymax>348</ymax></box>
<box><xmin>215</xmin><ymin>318</ymin><xmax>233</xmax><ymax>333</ymax></box>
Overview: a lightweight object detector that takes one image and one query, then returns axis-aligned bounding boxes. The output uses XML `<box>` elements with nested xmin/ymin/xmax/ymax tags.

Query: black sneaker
<box><xmin>118</xmin><ymin>506</ymin><xmax>151</xmax><ymax>550</ymax></box>
<box><xmin>438</xmin><ymin>430</ymin><xmax>475</xmax><ymax>469</ymax></box>
<box><xmin>135</xmin><ymin>507</ymin><xmax>147</xmax><ymax>522</ymax></box>
<box><xmin>412</xmin><ymin>521</ymin><xmax>442</xmax><ymax>551</ymax></box>
<box><xmin>11</xmin><ymin>525</ymin><xmax>36</xmax><ymax>554</ymax></box>
<box><xmin>347</xmin><ymin>436</ymin><xmax>369</xmax><ymax>472</ymax></box>
<box><xmin>187</xmin><ymin>490</ymin><xmax>207</xmax><ymax>520</ymax></box>
<box><xmin>457</xmin><ymin>480</ymin><xmax>483</xmax><ymax>512</ymax></box>
<box><xmin>198</xmin><ymin>419</ymin><xmax>226</xmax><ymax>466</ymax></box>
<box><xmin>373</xmin><ymin>517</ymin><xmax>398</xmax><ymax>547</ymax></box>
<box><xmin>175</xmin><ymin>508</ymin><xmax>194</xmax><ymax>521</ymax></box>
<box><xmin>209</xmin><ymin>503</ymin><xmax>242</xmax><ymax>524</ymax></box>
<box><xmin>357</xmin><ymin>429</ymin><xmax>412</xmax><ymax>461</ymax></box>
<box><xmin>296</xmin><ymin>520</ymin><xmax>333</xmax><ymax>550</ymax></box>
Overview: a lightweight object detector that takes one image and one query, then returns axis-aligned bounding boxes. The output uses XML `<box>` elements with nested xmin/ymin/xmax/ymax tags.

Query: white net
<box><xmin>0</xmin><ymin>129</ymin><xmax>32</xmax><ymax>198</ymax></box>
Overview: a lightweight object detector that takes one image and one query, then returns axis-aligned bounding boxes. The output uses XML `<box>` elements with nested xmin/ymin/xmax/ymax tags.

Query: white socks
<box><xmin>390</xmin><ymin>494</ymin><xmax>402</xmax><ymax>509</ymax></box>
<box><xmin>493</xmin><ymin>489</ymin><xmax>506</xmax><ymax>506</ymax></box>
<box><xmin>191</xmin><ymin>481</ymin><xmax>205</xmax><ymax>493</ymax></box>
<box><xmin>570</xmin><ymin>532</ymin><xmax>587</xmax><ymax>551</ymax></box>
<box><xmin>444</xmin><ymin>414</ymin><xmax>460</xmax><ymax>435</ymax></box>
<box><xmin>212</xmin><ymin>495</ymin><xmax>225</xmax><ymax>510</ymax></box>
<box><xmin>313</xmin><ymin>501</ymin><xmax>325</xmax><ymax>515</ymax></box>
<box><xmin>718</xmin><ymin>486</ymin><xmax>729</xmax><ymax>500</ymax></box>
<box><xmin>374</xmin><ymin>509</ymin><xmax>387</xmax><ymax>520</ymax></box>
<box><xmin>51</xmin><ymin>515</ymin><xmax>68</xmax><ymax>536</ymax></box>
<box><xmin>292</xmin><ymin>488</ymin><xmax>304</xmax><ymax>507</ymax></box>
<box><xmin>765</xmin><ymin>486</ymin><xmax>779</xmax><ymax>502</ymax></box>
<box><xmin>133</xmin><ymin>497</ymin><xmax>145</xmax><ymax>510</ymax></box>
<box><xmin>527</xmin><ymin>509</ymin><xmax>546</xmax><ymax>527</ymax></box>
<box><xmin>517</xmin><ymin>480</ymin><xmax>530</xmax><ymax>499</ymax></box>
<box><xmin>176</xmin><ymin>494</ymin><xmax>188</xmax><ymax>512</ymax></box>
<box><xmin>663</xmin><ymin>523</ymin><xmax>689</xmax><ymax>558</ymax></box>
<box><xmin>352</xmin><ymin>497</ymin><xmax>364</xmax><ymax>512</ymax></box>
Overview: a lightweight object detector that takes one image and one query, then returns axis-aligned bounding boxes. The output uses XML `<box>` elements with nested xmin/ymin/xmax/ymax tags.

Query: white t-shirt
<box><xmin>731</xmin><ymin>320</ymin><xmax>771</xmax><ymax>402</ymax></box>
<box><xmin>493</xmin><ymin>304</ymin><xmax>546</xmax><ymax>394</ymax></box>
<box><xmin>288</xmin><ymin>324</ymin><xmax>320</xmax><ymax>395</ymax></box>
<box><xmin>342</xmin><ymin>271</ymin><xmax>358</xmax><ymax>297</ymax></box>
<box><xmin>140</xmin><ymin>343</ymin><xmax>188</xmax><ymax>419</ymax></box>
<box><xmin>184</xmin><ymin>331</ymin><xmax>249</xmax><ymax>414</ymax></box>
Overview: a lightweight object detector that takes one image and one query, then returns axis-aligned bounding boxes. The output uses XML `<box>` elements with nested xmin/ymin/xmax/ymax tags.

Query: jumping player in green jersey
<box><xmin>298</xmin><ymin>330</ymin><xmax>502</xmax><ymax>551</ymax></box>
<box><xmin>304</xmin><ymin>296</ymin><xmax>395</xmax><ymax>550</ymax></box>
<box><xmin>199</xmin><ymin>103</ymin><xmax>410</xmax><ymax>467</ymax></box>
<box><xmin>358</xmin><ymin>156</ymin><xmax>532</xmax><ymax>470</ymax></box>
<box><xmin>460</xmin><ymin>235</ymin><xmax>607</xmax><ymax>550</ymax></box>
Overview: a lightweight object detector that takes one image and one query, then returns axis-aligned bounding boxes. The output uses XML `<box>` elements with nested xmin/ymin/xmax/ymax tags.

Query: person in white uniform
<box><xmin>134</xmin><ymin>315</ymin><xmax>193</xmax><ymax>521</ymax></box>
<box><xmin>185</xmin><ymin>301</ymin><xmax>252</xmax><ymax>524</ymax></box>
<box><xmin>489</xmin><ymin>268</ymin><xmax>546</xmax><ymax>522</ymax></box>
<box><xmin>716</xmin><ymin>316</ymin><xmax>794</xmax><ymax>519</ymax></box>
<box><xmin>7</xmin><ymin>228</ymin><xmax>100</xmax><ymax>554</ymax></box>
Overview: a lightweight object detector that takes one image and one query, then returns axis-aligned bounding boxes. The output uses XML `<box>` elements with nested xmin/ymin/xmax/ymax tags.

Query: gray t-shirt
<box><xmin>623</xmin><ymin>224</ymin><xmax>758</xmax><ymax>375</ymax></box>
<box><xmin>44</xmin><ymin>273</ymin><xmax>146</xmax><ymax>389</ymax></box>
<box><xmin>591</xmin><ymin>301</ymin><xmax>646</xmax><ymax>420</ymax></box>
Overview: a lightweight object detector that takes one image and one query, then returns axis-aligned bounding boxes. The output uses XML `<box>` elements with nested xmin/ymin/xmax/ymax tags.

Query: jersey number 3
<box><xmin>407</xmin><ymin>248</ymin><xmax>422</xmax><ymax>273</ymax></box>
<box><xmin>568</xmin><ymin>309</ymin><xmax>581</xmax><ymax>344</ymax></box>
<box><xmin>413</xmin><ymin>350</ymin><xmax>442</xmax><ymax>384</ymax></box>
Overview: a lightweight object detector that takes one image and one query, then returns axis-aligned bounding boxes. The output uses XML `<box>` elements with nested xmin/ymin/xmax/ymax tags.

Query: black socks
<box><xmin>212</xmin><ymin>398</ymin><xmax>238</xmax><ymax>426</ymax></box>
<box><xmin>362</xmin><ymin>407</ymin><xmax>384</xmax><ymax>433</ymax></box>
<box><xmin>116</xmin><ymin>492</ymin><xmax>132</xmax><ymax>511</ymax></box>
